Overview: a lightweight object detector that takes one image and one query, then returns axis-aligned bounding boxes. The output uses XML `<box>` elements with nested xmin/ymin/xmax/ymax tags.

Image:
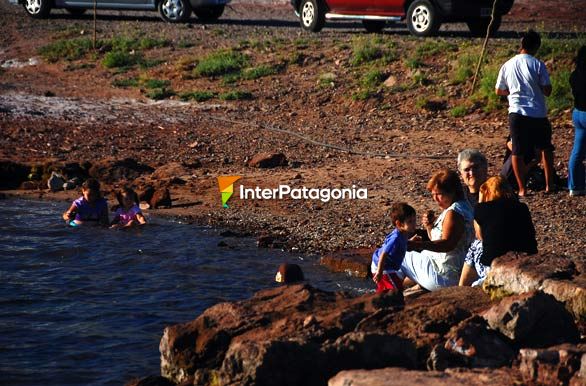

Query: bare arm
<box><xmin>408</xmin><ymin>210</ymin><xmax>465</xmax><ymax>253</ymax></box>
<box><xmin>135</xmin><ymin>212</ymin><xmax>146</xmax><ymax>225</ymax></box>
<box><xmin>63</xmin><ymin>203</ymin><xmax>77</xmax><ymax>221</ymax></box>
<box><xmin>495</xmin><ymin>87</ymin><xmax>510</xmax><ymax>96</ymax></box>
<box><xmin>373</xmin><ymin>252</ymin><xmax>388</xmax><ymax>283</ymax></box>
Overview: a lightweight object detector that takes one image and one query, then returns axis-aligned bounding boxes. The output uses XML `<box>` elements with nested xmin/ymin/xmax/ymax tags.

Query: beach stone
<box><xmin>150</xmin><ymin>188</ymin><xmax>172</xmax><ymax>209</ymax></box>
<box><xmin>247</xmin><ymin>152</ymin><xmax>288</xmax><ymax>168</ymax></box>
<box><xmin>484</xmin><ymin>252</ymin><xmax>586</xmax><ymax>323</ymax></box>
<box><xmin>428</xmin><ymin>315</ymin><xmax>514</xmax><ymax>370</ymax></box>
<box><xmin>159</xmin><ymin>284</ymin><xmax>404</xmax><ymax>384</ymax></box>
<box><xmin>320</xmin><ymin>248</ymin><xmax>373</xmax><ymax>278</ymax></box>
<box><xmin>0</xmin><ymin>160</ymin><xmax>30</xmax><ymax>189</ymax></box>
<box><xmin>482</xmin><ymin>291</ymin><xmax>580</xmax><ymax>348</ymax></box>
<box><xmin>47</xmin><ymin>171</ymin><xmax>65</xmax><ymax>191</ymax></box>
<box><xmin>519</xmin><ymin>344</ymin><xmax>586</xmax><ymax>386</ymax></box>
<box><xmin>88</xmin><ymin>157</ymin><xmax>154</xmax><ymax>183</ymax></box>
<box><xmin>20</xmin><ymin>180</ymin><xmax>40</xmax><ymax>190</ymax></box>
<box><xmin>328</xmin><ymin>367</ymin><xmax>523</xmax><ymax>386</ymax></box>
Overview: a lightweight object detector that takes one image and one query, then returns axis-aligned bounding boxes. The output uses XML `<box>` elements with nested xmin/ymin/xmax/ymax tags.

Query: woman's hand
<box><xmin>422</xmin><ymin>210</ymin><xmax>435</xmax><ymax>230</ymax></box>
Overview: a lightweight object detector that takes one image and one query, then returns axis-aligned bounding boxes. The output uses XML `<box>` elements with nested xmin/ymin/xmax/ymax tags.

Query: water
<box><xmin>0</xmin><ymin>199</ymin><xmax>372</xmax><ymax>386</ymax></box>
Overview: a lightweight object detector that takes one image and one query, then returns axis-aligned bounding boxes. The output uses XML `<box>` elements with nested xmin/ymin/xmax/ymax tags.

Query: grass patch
<box><xmin>102</xmin><ymin>51</ymin><xmax>143</xmax><ymax>68</ymax></box>
<box><xmin>450</xmin><ymin>105</ymin><xmax>468</xmax><ymax>117</ymax></box>
<box><xmin>112</xmin><ymin>77</ymin><xmax>139</xmax><ymax>88</ymax></box>
<box><xmin>219</xmin><ymin>90</ymin><xmax>253</xmax><ymax>100</ymax></box>
<box><xmin>414</xmin><ymin>40</ymin><xmax>457</xmax><ymax>59</ymax></box>
<box><xmin>350</xmin><ymin>36</ymin><xmax>396</xmax><ymax>66</ymax></box>
<box><xmin>549</xmin><ymin>69</ymin><xmax>573</xmax><ymax>113</ymax></box>
<box><xmin>242</xmin><ymin>65</ymin><xmax>278</xmax><ymax>80</ymax></box>
<box><xmin>194</xmin><ymin>50</ymin><xmax>249</xmax><ymax>77</ymax></box>
<box><xmin>179</xmin><ymin>91</ymin><xmax>216</xmax><ymax>102</ymax></box>
<box><xmin>38</xmin><ymin>38</ymin><xmax>94</xmax><ymax>62</ymax></box>
<box><xmin>143</xmin><ymin>79</ymin><xmax>170</xmax><ymax>89</ymax></box>
<box><xmin>145</xmin><ymin>88</ymin><xmax>175</xmax><ymax>100</ymax></box>
<box><xmin>177</xmin><ymin>40</ymin><xmax>195</xmax><ymax>49</ymax></box>
<box><xmin>361</xmin><ymin>69</ymin><xmax>386</xmax><ymax>89</ymax></box>
<box><xmin>139</xmin><ymin>58</ymin><xmax>164</xmax><ymax>69</ymax></box>
<box><xmin>318</xmin><ymin>72</ymin><xmax>336</xmax><ymax>88</ymax></box>
<box><xmin>352</xmin><ymin>89</ymin><xmax>376</xmax><ymax>101</ymax></box>
<box><xmin>451</xmin><ymin>53</ymin><xmax>477</xmax><ymax>85</ymax></box>
<box><xmin>473</xmin><ymin>66</ymin><xmax>502</xmax><ymax>112</ymax></box>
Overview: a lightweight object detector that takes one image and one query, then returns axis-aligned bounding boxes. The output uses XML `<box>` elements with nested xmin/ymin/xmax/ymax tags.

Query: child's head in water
<box><xmin>81</xmin><ymin>178</ymin><xmax>101</xmax><ymax>204</ymax></box>
<box><xmin>275</xmin><ymin>263</ymin><xmax>304</xmax><ymax>284</ymax></box>
<box><xmin>116</xmin><ymin>187</ymin><xmax>139</xmax><ymax>210</ymax></box>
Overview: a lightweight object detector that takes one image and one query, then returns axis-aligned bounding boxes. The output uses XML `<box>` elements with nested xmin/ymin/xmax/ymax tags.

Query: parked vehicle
<box><xmin>12</xmin><ymin>0</ymin><xmax>231</xmax><ymax>23</ymax></box>
<box><xmin>291</xmin><ymin>0</ymin><xmax>515</xmax><ymax>36</ymax></box>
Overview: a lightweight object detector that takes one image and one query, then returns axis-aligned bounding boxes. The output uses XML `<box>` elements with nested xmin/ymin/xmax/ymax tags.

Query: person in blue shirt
<box><xmin>371</xmin><ymin>202</ymin><xmax>417</xmax><ymax>294</ymax></box>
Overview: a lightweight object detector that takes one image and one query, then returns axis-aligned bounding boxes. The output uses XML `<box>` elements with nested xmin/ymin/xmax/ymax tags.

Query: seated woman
<box><xmin>459</xmin><ymin>176</ymin><xmax>538</xmax><ymax>287</ymax></box>
<box><xmin>401</xmin><ymin>169</ymin><xmax>474</xmax><ymax>291</ymax></box>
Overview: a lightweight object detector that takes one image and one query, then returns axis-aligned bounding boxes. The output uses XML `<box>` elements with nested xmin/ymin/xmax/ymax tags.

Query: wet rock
<box><xmin>0</xmin><ymin>160</ymin><xmax>30</xmax><ymax>189</ymax></box>
<box><xmin>320</xmin><ymin>248</ymin><xmax>373</xmax><ymax>278</ymax></box>
<box><xmin>519</xmin><ymin>344</ymin><xmax>586</xmax><ymax>386</ymax></box>
<box><xmin>125</xmin><ymin>375</ymin><xmax>176</xmax><ymax>386</ymax></box>
<box><xmin>257</xmin><ymin>234</ymin><xmax>285</xmax><ymax>249</ymax></box>
<box><xmin>483</xmin><ymin>252</ymin><xmax>586</xmax><ymax>323</ymax></box>
<box><xmin>150</xmin><ymin>188</ymin><xmax>172</xmax><ymax>209</ymax></box>
<box><xmin>62</xmin><ymin>162</ymin><xmax>89</xmax><ymax>181</ymax></box>
<box><xmin>247</xmin><ymin>152</ymin><xmax>288</xmax><ymax>168</ymax></box>
<box><xmin>20</xmin><ymin>180</ymin><xmax>40</xmax><ymax>190</ymax></box>
<box><xmin>428</xmin><ymin>315</ymin><xmax>514</xmax><ymax>370</ymax></box>
<box><xmin>138</xmin><ymin>185</ymin><xmax>155</xmax><ymax>204</ymax></box>
<box><xmin>483</xmin><ymin>291</ymin><xmax>580</xmax><ymax>348</ymax></box>
<box><xmin>88</xmin><ymin>158</ymin><xmax>154</xmax><ymax>184</ymax></box>
<box><xmin>47</xmin><ymin>171</ymin><xmax>65</xmax><ymax>191</ymax></box>
<box><xmin>159</xmin><ymin>284</ymin><xmax>404</xmax><ymax>384</ymax></box>
<box><xmin>328</xmin><ymin>367</ymin><xmax>523</xmax><ymax>386</ymax></box>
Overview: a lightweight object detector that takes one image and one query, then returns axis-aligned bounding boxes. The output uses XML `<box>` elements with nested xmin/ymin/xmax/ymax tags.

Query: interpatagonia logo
<box><xmin>217</xmin><ymin>176</ymin><xmax>241</xmax><ymax>208</ymax></box>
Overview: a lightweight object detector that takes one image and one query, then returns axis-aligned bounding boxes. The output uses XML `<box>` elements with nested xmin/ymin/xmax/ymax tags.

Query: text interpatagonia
<box><xmin>239</xmin><ymin>184</ymin><xmax>368</xmax><ymax>203</ymax></box>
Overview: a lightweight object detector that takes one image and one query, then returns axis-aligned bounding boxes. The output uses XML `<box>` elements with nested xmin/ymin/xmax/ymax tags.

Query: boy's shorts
<box><xmin>375</xmin><ymin>271</ymin><xmax>404</xmax><ymax>294</ymax></box>
<box><xmin>508</xmin><ymin>113</ymin><xmax>554</xmax><ymax>156</ymax></box>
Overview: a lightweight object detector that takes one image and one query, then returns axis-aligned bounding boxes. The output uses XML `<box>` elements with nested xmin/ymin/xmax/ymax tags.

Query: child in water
<box><xmin>110</xmin><ymin>187</ymin><xmax>146</xmax><ymax>228</ymax></box>
<box><xmin>62</xmin><ymin>178</ymin><xmax>109</xmax><ymax>226</ymax></box>
<box><xmin>371</xmin><ymin>202</ymin><xmax>417</xmax><ymax>294</ymax></box>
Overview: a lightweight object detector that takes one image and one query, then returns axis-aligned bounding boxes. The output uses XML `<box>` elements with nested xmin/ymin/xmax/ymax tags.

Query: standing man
<box><xmin>457</xmin><ymin>149</ymin><xmax>488</xmax><ymax>208</ymax></box>
<box><xmin>495</xmin><ymin>30</ymin><xmax>556</xmax><ymax>196</ymax></box>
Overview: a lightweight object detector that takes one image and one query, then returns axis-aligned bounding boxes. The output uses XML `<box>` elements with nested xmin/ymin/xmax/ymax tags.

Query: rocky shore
<box><xmin>1</xmin><ymin>0</ymin><xmax>585</xmax><ymax>384</ymax></box>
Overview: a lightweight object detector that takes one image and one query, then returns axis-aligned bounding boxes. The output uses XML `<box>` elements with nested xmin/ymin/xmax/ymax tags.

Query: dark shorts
<box><xmin>509</xmin><ymin>113</ymin><xmax>555</xmax><ymax>156</ymax></box>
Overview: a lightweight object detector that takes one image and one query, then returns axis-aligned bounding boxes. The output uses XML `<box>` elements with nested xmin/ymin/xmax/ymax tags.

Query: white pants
<box><xmin>401</xmin><ymin>251</ymin><xmax>458</xmax><ymax>291</ymax></box>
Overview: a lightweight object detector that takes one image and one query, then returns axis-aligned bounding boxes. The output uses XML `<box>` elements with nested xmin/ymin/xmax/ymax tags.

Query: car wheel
<box><xmin>362</xmin><ymin>20</ymin><xmax>386</xmax><ymax>33</ymax></box>
<box><xmin>66</xmin><ymin>8</ymin><xmax>87</xmax><ymax>16</ymax></box>
<box><xmin>467</xmin><ymin>16</ymin><xmax>501</xmax><ymax>37</ymax></box>
<box><xmin>194</xmin><ymin>5</ymin><xmax>224</xmax><ymax>22</ymax></box>
<box><xmin>406</xmin><ymin>0</ymin><xmax>441</xmax><ymax>37</ymax></box>
<box><xmin>158</xmin><ymin>0</ymin><xmax>192</xmax><ymax>23</ymax></box>
<box><xmin>299</xmin><ymin>0</ymin><xmax>325</xmax><ymax>32</ymax></box>
<box><xmin>23</xmin><ymin>0</ymin><xmax>51</xmax><ymax>18</ymax></box>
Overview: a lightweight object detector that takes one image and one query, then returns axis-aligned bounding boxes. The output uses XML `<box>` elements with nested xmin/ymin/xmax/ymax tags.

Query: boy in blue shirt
<box><xmin>372</xmin><ymin>202</ymin><xmax>417</xmax><ymax>294</ymax></box>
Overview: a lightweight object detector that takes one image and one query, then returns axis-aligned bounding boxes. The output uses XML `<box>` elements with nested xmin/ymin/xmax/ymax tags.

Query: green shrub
<box><xmin>451</xmin><ymin>53</ymin><xmax>477</xmax><ymax>84</ymax></box>
<box><xmin>219</xmin><ymin>90</ymin><xmax>253</xmax><ymax>100</ymax></box>
<box><xmin>352</xmin><ymin>89</ymin><xmax>375</xmax><ymax>101</ymax></box>
<box><xmin>474</xmin><ymin>67</ymin><xmax>502</xmax><ymax>112</ymax></box>
<box><xmin>549</xmin><ymin>70</ymin><xmax>573</xmax><ymax>113</ymax></box>
<box><xmin>351</xmin><ymin>38</ymin><xmax>383</xmax><ymax>66</ymax></box>
<box><xmin>221</xmin><ymin>73</ymin><xmax>242</xmax><ymax>85</ymax></box>
<box><xmin>112</xmin><ymin>78</ymin><xmax>139</xmax><ymax>88</ymax></box>
<box><xmin>102</xmin><ymin>51</ymin><xmax>142</xmax><ymax>68</ymax></box>
<box><xmin>242</xmin><ymin>65</ymin><xmax>278</xmax><ymax>80</ymax></box>
<box><xmin>415</xmin><ymin>97</ymin><xmax>428</xmax><ymax>109</ymax></box>
<box><xmin>361</xmin><ymin>69</ymin><xmax>386</xmax><ymax>89</ymax></box>
<box><xmin>145</xmin><ymin>88</ymin><xmax>175</xmax><ymax>100</ymax></box>
<box><xmin>143</xmin><ymin>79</ymin><xmax>170</xmax><ymax>89</ymax></box>
<box><xmin>405</xmin><ymin>57</ymin><xmax>423</xmax><ymax>69</ymax></box>
<box><xmin>179</xmin><ymin>91</ymin><xmax>216</xmax><ymax>102</ymax></box>
<box><xmin>450</xmin><ymin>105</ymin><xmax>468</xmax><ymax>117</ymax></box>
<box><xmin>139</xmin><ymin>58</ymin><xmax>164</xmax><ymax>69</ymax></box>
<box><xmin>318</xmin><ymin>72</ymin><xmax>336</xmax><ymax>88</ymax></box>
<box><xmin>38</xmin><ymin>38</ymin><xmax>93</xmax><ymax>62</ymax></box>
<box><xmin>194</xmin><ymin>50</ymin><xmax>249</xmax><ymax>77</ymax></box>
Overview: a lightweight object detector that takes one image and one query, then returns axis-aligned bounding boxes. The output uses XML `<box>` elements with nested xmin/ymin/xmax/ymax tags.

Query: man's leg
<box><xmin>541</xmin><ymin>149</ymin><xmax>556</xmax><ymax>192</ymax></box>
<box><xmin>512</xmin><ymin>154</ymin><xmax>527</xmax><ymax>196</ymax></box>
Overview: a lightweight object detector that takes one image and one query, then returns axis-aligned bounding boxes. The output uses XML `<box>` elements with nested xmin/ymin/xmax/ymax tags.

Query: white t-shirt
<box><xmin>495</xmin><ymin>54</ymin><xmax>551</xmax><ymax>118</ymax></box>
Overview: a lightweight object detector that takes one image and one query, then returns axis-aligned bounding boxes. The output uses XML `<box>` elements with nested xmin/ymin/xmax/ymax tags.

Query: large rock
<box><xmin>159</xmin><ymin>284</ymin><xmax>406</xmax><ymax>385</ymax></box>
<box><xmin>483</xmin><ymin>291</ymin><xmax>580</xmax><ymax>348</ymax></box>
<box><xmin>0</xmin><ymin>160</ymin><xmax>30</xmax><ymax>189</ymax></box>
<box><xmin>483</xmin><ymin>252</ymin><xmax>586</xmax><ymax>323</ymax></box>
<box><xmin>328</xmin><ymin>367</ymin><xmax>523</xmax><ymax>386</ymax></box>
<box><xmin>519</xmin><ymin>344</ymin><xmax>586</xmax><ymax>386</ymax></box>
<box><xmin>247</xmin><ymin>152</ymin><xmax>288</xmax><ymax>168</ymax></box>
<box><xmin>151</xmin><ymin>162</ymin><xmax>197</xmax><ymax>181</ymax></box>
<box><xmin>320</xmin><ymin>248</ymin><xmax>373</xmax><ymax>278</ymax></box>
<box><xmin>428</xmin><ymin>315</ymin><xmax>515</xmax><ymax>370</ymax></box>
<box><xmin>150</xmin><ymin>188</ymin><xmax>172</xmax><ymax>209</ymax></box>
<box><xmin>88</xmin><ymin>158</ymin><xmax>154</xmax><ymax>183</ymax></box>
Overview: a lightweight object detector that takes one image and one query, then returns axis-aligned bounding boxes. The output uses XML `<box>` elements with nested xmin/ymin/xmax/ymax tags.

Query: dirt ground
<box><xmin>1</xmin><ymin>0</ymin><xmax>585</xmax><ymax>260</ymax></box>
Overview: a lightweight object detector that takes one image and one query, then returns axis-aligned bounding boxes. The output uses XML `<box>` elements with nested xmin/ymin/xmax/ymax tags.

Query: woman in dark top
<box><xmin>569</xmin><ymin>45</ymin><xmax>586</xmax><ymax>196</ymax></box>
<box><xmin>459</xmin><ymin>176</ymin><xmax>537</xmax><ymax>287</ymax></box>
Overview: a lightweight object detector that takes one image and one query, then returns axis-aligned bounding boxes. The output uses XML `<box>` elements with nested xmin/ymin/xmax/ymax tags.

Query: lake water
<box><xmin>0</xmin><ymin>199</ymin><xmax>372</xmax><ymax>386</ymax></box>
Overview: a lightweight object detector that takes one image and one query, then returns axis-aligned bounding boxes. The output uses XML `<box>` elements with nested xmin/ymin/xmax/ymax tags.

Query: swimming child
<box><xmin>62</xmin><ymin>178</ymin><xmax>109</xmax><ymax>226</ymax></box>
<box><xmin>110</xmin><ymin>187</ymin><xmax>146</xmax><ymax>228</ymax></box>
<box><xmin>371</xmin><ymin>202</ymin><xmax>417</xmax><ymax>294</ymax></box>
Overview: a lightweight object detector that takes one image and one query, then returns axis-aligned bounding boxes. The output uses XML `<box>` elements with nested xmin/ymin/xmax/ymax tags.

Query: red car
<box><xmin>291</xmin><ymin>0</ymin><xmax>515</xmax><ymax>36</ymax></box>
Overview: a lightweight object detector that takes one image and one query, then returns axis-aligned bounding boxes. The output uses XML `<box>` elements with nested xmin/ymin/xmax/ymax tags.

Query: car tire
<box><xmin>406</xmin><ymin>0</ymin><xmax>441</xmax><ymax>37</ymax></box>
<box><xmin>66</xmin><ymin>8</ymin><xmax>87</xmax><ymax>16</ymax></box>
<box><xmin>194</xmin><ymin>5</ymin><xmax>225</xmax><ymax>22</ymax></box>
<box><xmin>158</xmin><ymin>0</ymin><xmax>192</xmax><ymax>23</ymax></box>
<box><xmin>467</xmin><ymin>16</ymin><xmax>501</xmax><ymax>37</ymax></box>
<box><xmin>23</xmin><ymin>0</ymin><xmax>51</xmax><ymax>18</ymax></box>
<box><xmin>299</xmin><ymin>0</ymin><xmax>326</xmax><ymax>32</ymax></box>
<box><xmin>362</xmin><ymin>20</ymin><xmax>386</xmax><ymax>33</ymax></box>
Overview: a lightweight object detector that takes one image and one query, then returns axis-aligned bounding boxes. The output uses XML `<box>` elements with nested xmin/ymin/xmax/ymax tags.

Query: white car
<box><xmin>11</xmin><ymin>0</ymin><xmax>230</xmax><ymax>23</ymax></box>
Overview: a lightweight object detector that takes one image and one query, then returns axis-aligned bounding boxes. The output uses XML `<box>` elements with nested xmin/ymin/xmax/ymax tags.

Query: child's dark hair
<box><xmin>390</xmin><ymin>202</ymin><xmax>416</xmax><ymax>224</ymax></box>
<box><xmin>82</xmin><ymin>178</ymin><xmax>100</xmax><ymax>191</ymax></box>
<box><xmin>521</xmin><ymin>30</ymin><xmax>541</xmax><ymax>54</ymax></box>
<box><xmin>576</xmin><ymin>45</ymin><xmax>586</xmax><ymax>73</ymax></box>
<box><xmin>117</xmin><ymin>186</ymin><xmax>139</xmax><ymax>206</ymax></box>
